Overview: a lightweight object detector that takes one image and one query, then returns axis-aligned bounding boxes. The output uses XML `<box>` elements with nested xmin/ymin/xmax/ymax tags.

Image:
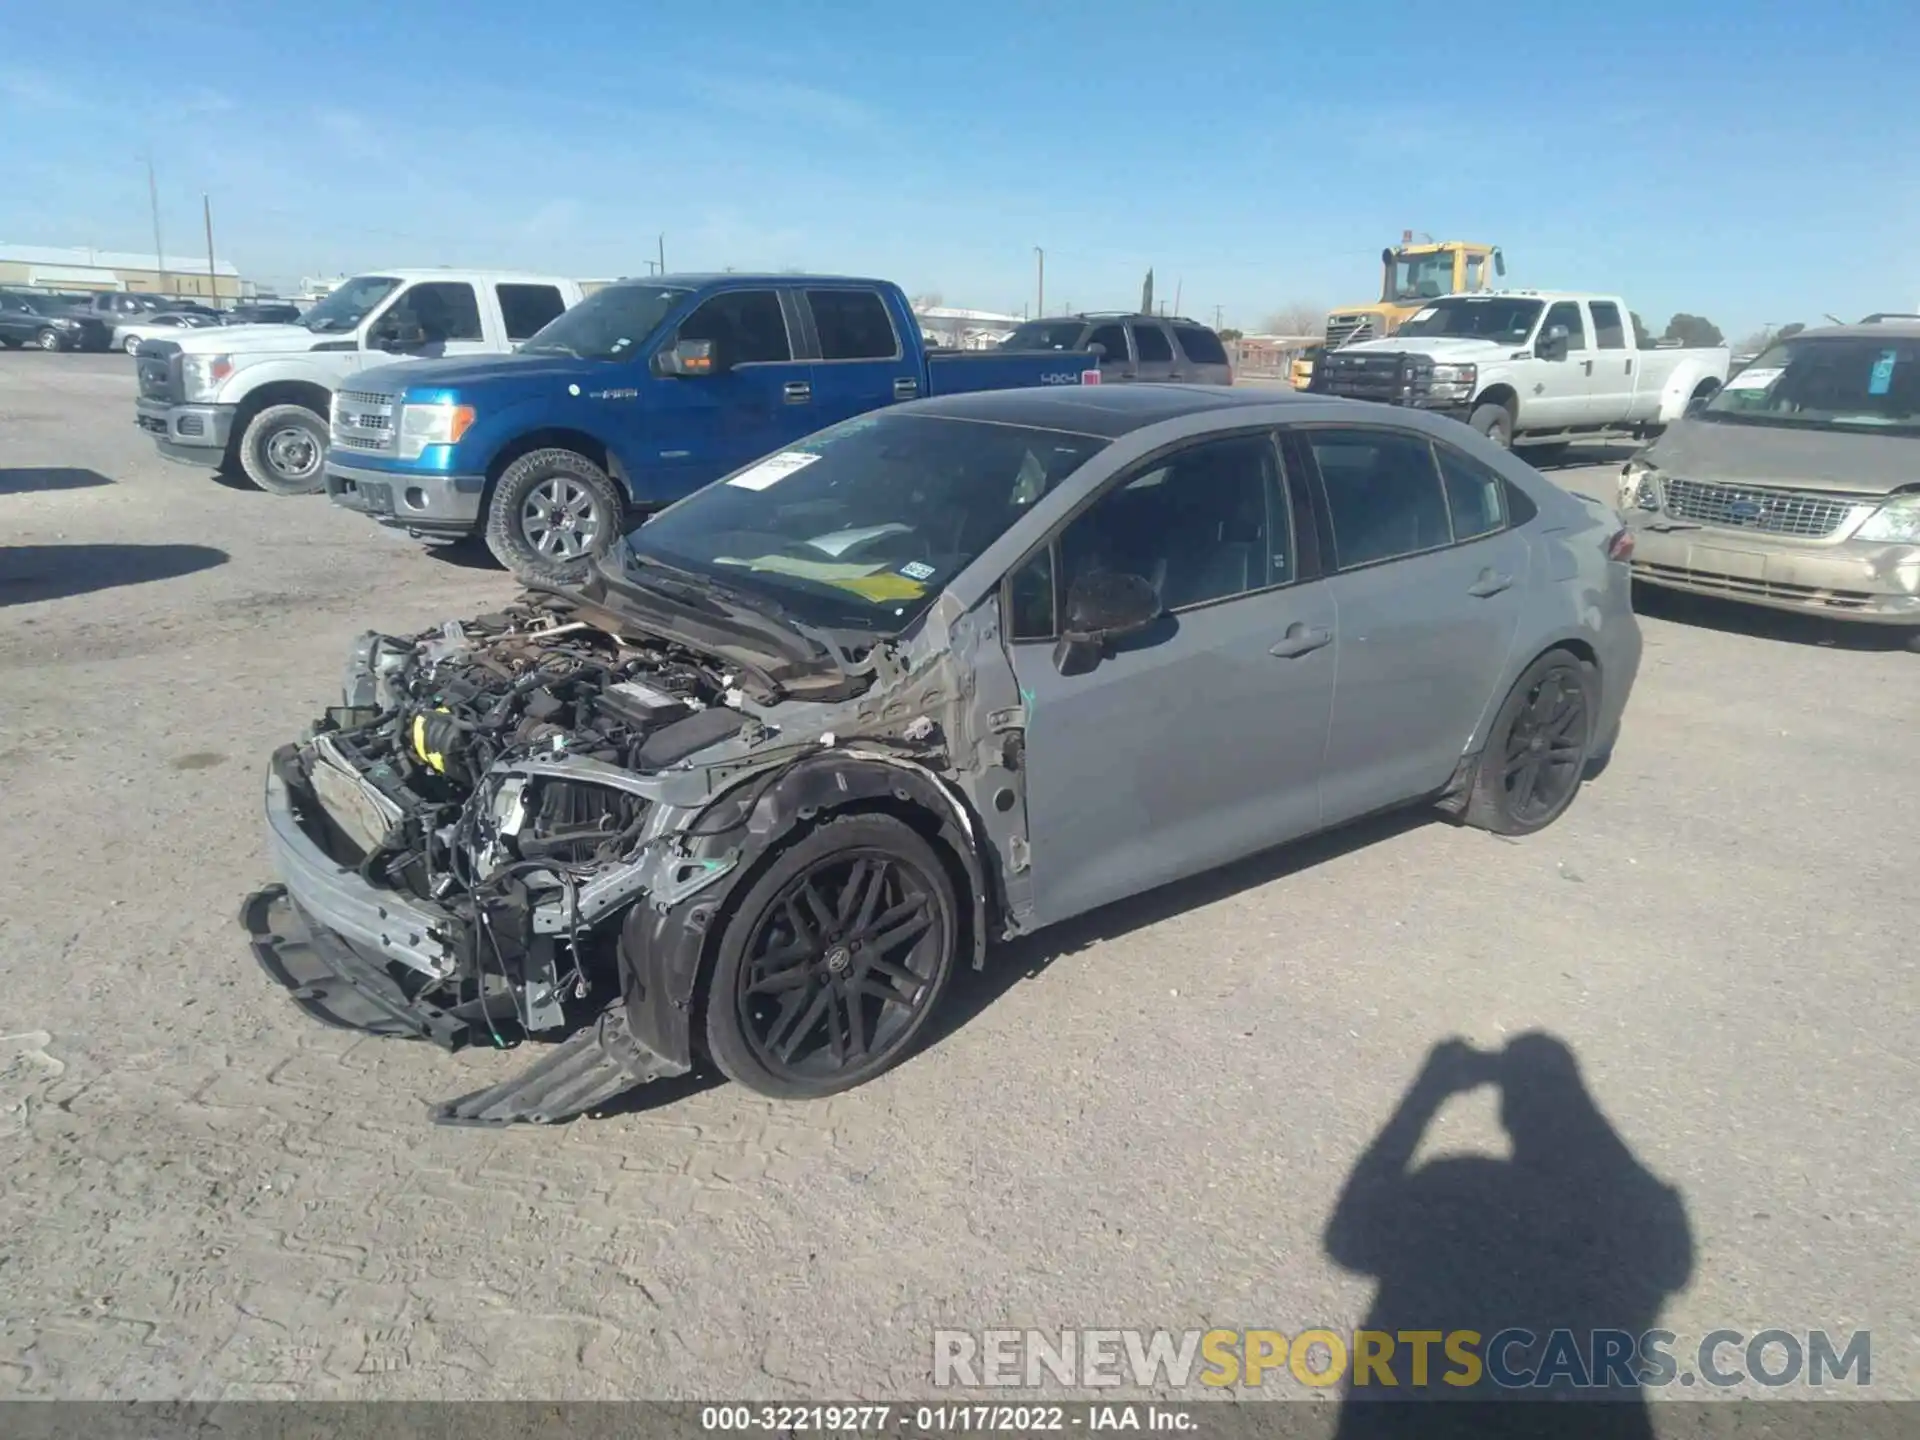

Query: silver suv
<box><xmin>1001</xmin><ymin>312</ymin><xmax>1233</xmax><ymax>385</ymax></box>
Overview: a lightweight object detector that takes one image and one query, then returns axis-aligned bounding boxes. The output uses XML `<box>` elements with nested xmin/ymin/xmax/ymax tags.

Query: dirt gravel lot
<box><xmin>1</xmin><ymin>353</ymin><xmax>1914</xmax><ymax>1404</ymax></box>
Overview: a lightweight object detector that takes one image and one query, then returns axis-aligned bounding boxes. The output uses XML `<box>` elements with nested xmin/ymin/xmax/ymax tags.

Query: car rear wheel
<box><xmin>239</xmin><ymin>403</ymin><xmax>329</xmax><ymax>495</ymax></box>
<box><xmin>1462</xmin><ymin>651</ymin><xmax>1597</xmax><ymax>836</ymax></box>
<box><xmin>1469</xmin><ymin>402</ymin><xmax>1513</xmax><ymax>449</ymax></box>
<box><xmin>704</xmin><ymin>814</ymin><xmax>959</xmax><ymax>1100</ymax></box>
<box><xmin>34</xmin><ymin>327</ymin><xmax>61</xmax><ymax>351</ymax></box>
<box><xmin>483</xmin><ymin>448</ymin><xmax>624</xmax><ymax>586</ymax></box>
<box><xmin>122</xmin><ymin>333</ymin><xmax>142</xmax><ymax>355</ymax></box>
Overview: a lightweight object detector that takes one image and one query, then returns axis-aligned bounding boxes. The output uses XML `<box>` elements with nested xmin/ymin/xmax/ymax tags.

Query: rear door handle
<box><xmin>1269</xmin><ymin>623</ymin><xmax>1332</xmax><ymax>658</ymax></box>
<box><xmin>1468</xmin><ymin>569</ymin><xmax>1514</xmax><ymax>598</ymax></box>
<box><xmin>783</xmin><ymin>381</ymin><xmax>812</xmax><ymax>404</ymax></box>
<box><xmin>893</xmin><ymin>376</ymin><xmax>919</xmax><ymax>401</ymax></box>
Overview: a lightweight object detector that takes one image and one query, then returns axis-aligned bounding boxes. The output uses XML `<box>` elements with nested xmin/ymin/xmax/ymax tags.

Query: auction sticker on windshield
<box><xmin>727</xmin><ymin>451</ymin><xmax>821</xmax><ymax>491</ymax></box>
<box><xmin>1723</xmin><ymin>367</ymin><xmax>1784</xmax><ymax>392</ymax></box>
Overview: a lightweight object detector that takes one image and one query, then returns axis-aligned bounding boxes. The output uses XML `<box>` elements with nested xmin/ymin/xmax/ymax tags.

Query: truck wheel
<box><xmin>703</xmin><ymin>814</ymin><xmax>960</xmax><ymax>1100</ymax></box>
<box><xmin>484</xmin><ymin>448</ymin><xmax>624</xmax><ymax>586</ymax></box>
<box><xmin>34</xmin><ymin>327</ymin><xmax>62</xmax><ymax>351</ymax></box>
<box><xmin>1470</xmin><ymin>402</ymin><xmax>1513</xmax><ymax>449</ymax></box>
<box><xmin>239</xmin><ymin>404</ymin><xmax>328</xmax><ymax>495</ymax></box>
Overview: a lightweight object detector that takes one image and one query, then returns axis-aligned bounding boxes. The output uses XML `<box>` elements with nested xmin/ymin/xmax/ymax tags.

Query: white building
<box><xmin>0</xmin><ymin>243</ymin><xmax>246</xmax><ymax>300</ymax></box>
<box><xmin>915</xmin><ymin>304</ymin><xmax>1024</xmax><ymax>351</ymax></box>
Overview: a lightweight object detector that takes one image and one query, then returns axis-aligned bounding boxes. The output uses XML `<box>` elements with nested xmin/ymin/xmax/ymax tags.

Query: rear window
<box><xmin>498</xmin><ymin>283</ymin><xmax>568</xmax><ymax>341</ymax></box>
<box><xmin>1131</xmin><ymin>324</ymin><xmax>1173</xmax><ymax>362</ymax></box>
<box><xmin>807</xmin><ymin>289</ymin><xmax>899</xmax><ymax>360</ymax></box>
<box><xmin>1172</xmin><ymin>325</ymin><xmax>1228</xmax><ymax>366</ymax></box>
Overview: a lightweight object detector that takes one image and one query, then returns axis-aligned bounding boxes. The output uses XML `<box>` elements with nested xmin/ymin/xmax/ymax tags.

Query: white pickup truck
<box><xmin>1310</xmin><ymin>290</ymin><xmax>1730</xmax><ymax>460</ymax></box>
<box><xmin>134</xmin><ymin>269</ymin><xmax>585</xmax><ymax>494</ymax></box>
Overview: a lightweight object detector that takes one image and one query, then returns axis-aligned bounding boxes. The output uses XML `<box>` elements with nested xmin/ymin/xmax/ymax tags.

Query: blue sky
<box><xmin>1</xmin><ymin>0</ymin><xmax>1914</xmax><ymax>339</ymax></box>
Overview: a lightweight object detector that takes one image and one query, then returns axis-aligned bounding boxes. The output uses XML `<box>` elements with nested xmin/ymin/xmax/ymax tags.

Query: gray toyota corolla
<box><xmin>243</xmin><ymin>386</ymin><xmax>1641</xmax><ymax>1125</ymax></box>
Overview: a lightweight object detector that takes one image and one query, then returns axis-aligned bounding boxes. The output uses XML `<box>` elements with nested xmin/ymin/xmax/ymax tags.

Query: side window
<box><xmin>1589</xmin><ymin>301</ymin><xmax>1626</xmax><ymax>351</ymax></box>
<box><xmin>1465</xmin><ymin>256</ymin><xmax>1485</xmax><ymax>290</ymax></box>
<box><xmin>807</xmin><ymin>288</ymin><xmax>899</xmax><ymax>360</ymax></box>
<box><xmin>677</xmin><ymin>289</ymin><xmax>792</xmax><ymax>366</ymax></box>
<box><xmin>1542</xmin><ymin>300</ymin><xmax>1586</xmax><ymax>351</ymax></box>
<box><xmin>1434</xmin><ymin>443</ymin><xmax>1508</xmax><ymax>540</ymax></box>
<box><xmin>1172</xmin><ymin>325</ymin><xmax>1228</xmax><ymax>366</ymax></box>
<box><xmin>1087</xmin><ymin>324</ymin><xmax>1129</xmax><ymax>361</ymax></box>
<box><xmin>497</xmin><ymin>283</ymin><xmax>567</xmax><ymax>342</ymax></box>
<box><xmin>1006</xmin><ymin>547</ymin><xmax>1057</xmax><ymax>641</ymax></box>
<box><xmin>1130</xmin><ymin>323</ymin><xmax>1173</xmax><ymax>363</ymax></box>
<box><xmin>1308</xmin><ymin>429</ymin><xmax>1453</xmax><ymax>567</ymax></box>
<box><xmin>1056</xmin><ymin>433</ymin><xmax>1286</xmax><ymax>616</ymax></box>
<box><xmin>392</xmin><ymin>282</ymin><xmax>483</xmax><ymax>341</ymax></box>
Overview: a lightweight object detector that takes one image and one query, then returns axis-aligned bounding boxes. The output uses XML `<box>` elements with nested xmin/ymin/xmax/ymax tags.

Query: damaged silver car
<box><xmin>244</xmin><ymin>386</ymin><xmax>1642</xmax><ymax>1125</ymax></box>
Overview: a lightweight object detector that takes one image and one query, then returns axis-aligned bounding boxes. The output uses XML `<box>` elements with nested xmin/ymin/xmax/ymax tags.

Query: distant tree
<box><xmin>1631</xmin><ymin>311</ymin><xmax>1654</xmax><ymax>348</ymax></box>
<box><xmin>1662</xmin><ymin>313</ymin><xmax>1725</xmax><ymax>348</ymax></box>
<box><xmin>1262</xmin><ymin>302</ymin><xmax>1326</xmax><ymax>337</ymax></box>
<box><xmin>1735</xmin><ymin>329</ymin><xmax>1774</xmax><ymax>356</ymax></box>
<box><xmin>910</xmin><ymin>291</ymin><xmax>944</xmax><ymax>311</ymax></box>
<box><xmin>1218</xmin><ymin>327</ymin><xmax>1244</xmax><ymax>341</ymax></box>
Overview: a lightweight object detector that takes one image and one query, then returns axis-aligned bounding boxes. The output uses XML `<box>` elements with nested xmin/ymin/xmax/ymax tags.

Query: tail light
<box><xmin>1606</xmin><ymin>527</ymin><xmax>1635</xmax><ymax>562</ymax></box>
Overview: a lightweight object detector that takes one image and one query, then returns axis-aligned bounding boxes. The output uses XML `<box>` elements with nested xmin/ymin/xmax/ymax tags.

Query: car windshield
<box><xmin>519</xmin><ymin>285</ymin><xmax>688</xmax><ymax>360</ymax></box>
<box><xmin>620</xmin><ymin>411</ymin><xmax>1107</xmax><ymax>634</ymax></box>
<box><xmin>300</xmin><ymin>276</ymin><xmax>400</xmax><ymax>333</ymax></box>
<box><xmin>1703</xmin><ymin>335</ymin><xmax>1920</xmax><ymax>434</ymax></box>
<box><xmin>1396</xmin><ymin>297</ymin><xmax>1543</xmax><ymax>342</ymax></box>
<box><xmin>1386</xmin><ymin>251</ymin><xmax>1457</xmax><ymax>304</ymax></box>
<box><xmin>1001</xmin><ymin>320</ymin><xmax>1089</xmax><ymax>352</ymax></box>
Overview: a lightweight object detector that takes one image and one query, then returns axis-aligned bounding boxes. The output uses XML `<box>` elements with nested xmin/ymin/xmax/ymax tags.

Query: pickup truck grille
<box><xmin>137</xmin><ymin>342</ymin><xmax>180</xmax><ymax>401</ymax></box>
<box><xmin>1325</xmin><ymin>315</ymin><xmax>1378</xmax><ymax>349</ymax></box>
<box><xmin>332</xmin><ymin>389</ymin><xmax>396</xmax><ymax>453</ymax></box>
<box><xmin>1313</xmin><ymin>350</ymin><xmax>1416</xmax><ymax>404</ymax></box>
<box><xmin>1661</xmin><ymin>477</ymin><xmax>1867</xmax><ymax>539</ymax></box>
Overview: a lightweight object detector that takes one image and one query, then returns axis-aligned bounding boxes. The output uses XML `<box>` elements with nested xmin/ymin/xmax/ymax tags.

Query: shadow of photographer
<box><xmin>1326</xmin><ymin>1033</ymin><xmax>1693</xmax><ymax>1438</ymax></box>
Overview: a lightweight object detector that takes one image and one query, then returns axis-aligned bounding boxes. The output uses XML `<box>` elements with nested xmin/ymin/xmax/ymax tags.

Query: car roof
<box><xmin>371</xmin><ymin>269</ymin><xmax>579</xmax><ymax>285</ymax></box>
<box><xmin>604</xmin><ymin>272</ymin><xmax>896</xmax><ymax>290</ymax></box>
<box><xmin>907</xmin><ymin>383</ymin><xmax>1314</xmax><ymax>438</ymax></box>
<box><xmin>1790</xmin><ymin>319</ymin><xmax>1920</xmax><ymax>341</ymax></box>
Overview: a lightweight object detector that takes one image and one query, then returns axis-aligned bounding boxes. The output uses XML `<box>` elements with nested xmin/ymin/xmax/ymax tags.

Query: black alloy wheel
<box><xmin>705</xmin><ymin>815</ymin><xmax>957</xmax><ymax>1098</ymax></box>
<box><xmin>1463</xmin><ymin>651</ymin><xmax>1596</xmax><ymax>835</ymax></box>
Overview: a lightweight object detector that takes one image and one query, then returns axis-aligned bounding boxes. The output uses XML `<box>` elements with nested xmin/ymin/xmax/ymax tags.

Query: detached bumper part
<box><xmin>430</xmin><ymin>1005</ymin><xmax>689</xmax><ymax>1127</ymax></box>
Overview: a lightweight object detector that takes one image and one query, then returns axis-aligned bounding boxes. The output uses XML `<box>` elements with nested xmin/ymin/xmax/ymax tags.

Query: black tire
<box><xmin>1469</xmin><ymin>401</ymin><xmax>1513</xmax><ymax>449</ymax></box>
<box><xmin>1462</xmin><ymin>651</ymin><xmax>1597</xmax><ymax>836</ymax></box>
<box><xmin>122</xmin><ymin>333</ymin><xmax>143</xmax><ymax>355</ymax></box>
<box><xmin>704</xmin><ymin>813</ymin><xmax>959</xmax><ymax>1100</ymax></box>
<box><xmin>1523</xmin><ymin>441</ymin><xmax>1570</xmax><ymax>467</ymax></box>
<box><xmin>239</xmin><ymin>403</ymin><xmax>328</xmax><ymax>495</ymax></box>
<box><xmin>483</xmin><ymin>447</ymin><xmax>624</xmax><ymax>586</ymax></box>
<box><xmin>34</xmin><ymin>327</ymin><xmax>62</xmax><ymax>352</ymax></box>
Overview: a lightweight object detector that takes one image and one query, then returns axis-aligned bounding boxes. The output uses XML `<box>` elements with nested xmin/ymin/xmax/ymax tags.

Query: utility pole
<box><xmin>145</xmin><ymin>155</ymin><xmax>168</xmax><ymax>295</ymax></box>
<box><xmin>658</xmin><ymin>234</ymin><xmax>666</xmax><ymax>276</ymax></box>
<box><xmin>1033</xmin><ymin>247</ymin><xmax>1044</xmax><ymax>318</ymax></box>
<box><xmin>203</xmin><ymin>194</ymin><xmax>218</xmax><ymax>300</ymax></box>
<box><xmin>1173</xmin><ymin>278</ymin><xmax>1182</xmax><ymax>316</ymax></box>
<box><xmin>1213</xmin><ymin>304</ymin><xmax>1224</xmax><ymax>330</ymax></box>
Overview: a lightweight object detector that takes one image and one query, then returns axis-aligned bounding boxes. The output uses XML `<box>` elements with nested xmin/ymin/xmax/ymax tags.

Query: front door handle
<box><xmin>1468</xmin><ymin>569</ymin><xmax>1514</xmax><ymax>598</ymax></box>
<box><xmin>1269</xmin><ymin>622</ymin><xmax>1333</xmax><ymax>658</ymax></box>
<box><xmin>1581</xmin><ymin>358</ymin><xmax>1594</xmax><ymax>375</ymax></box>
<box><xmin>783</xmin><ymin>381</ymin><xmax>811</xmax><ymax>404</ymax></box>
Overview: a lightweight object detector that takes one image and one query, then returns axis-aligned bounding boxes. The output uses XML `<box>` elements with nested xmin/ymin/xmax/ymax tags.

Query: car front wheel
<box><xmin>483</xmin><ymin>448</ymin><xmax>624</xmax><ymax>586</ymax></box>
<box><xmin>1462</xmin><ymin>651</ymin><xmax>1597</xmax><ymax>836</ymax></box>
<box><xmin>239</xmin><ymin>404</ymin><xmax>329</xmax><ymax>495</ymax></box>
<box><xmin>123</xmin><ymin>334</ymin><xmax>143</xmax><ymax>355</ymax></box>
<box><xmin>703</xmin><ymin>814</ymin><xmax>959</xmax><ymax>1100</ymax></box>
<box><xmin>34</xmin><ymin>328</ymin><xmax>62</xmax><ymax>351</ymax></box>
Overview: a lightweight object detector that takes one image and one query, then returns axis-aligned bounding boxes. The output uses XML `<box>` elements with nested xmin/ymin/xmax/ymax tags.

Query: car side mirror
<box><xmin>1085</xmin><ymin>341</ymin><xmax>1107</xmax><ymax>359</ymax></box>
<box><xmin>370</xmin><ymin>317</ymin><xmax>422</xmax><ymax>352</ymax></box>
<box><xmin>1536</xmin><ymin>324</ymin><xmax>1570</xmax><ymax>361</ymax></box>
<box><xmin>1052</xmin><ymin>571</ymin><xmax>1161</xmax><ymax>675</ymax></box>
<box><xmin>657</xmin><ymin>338</ymin><xmax>724</xmax><ymax>377</ymax></box>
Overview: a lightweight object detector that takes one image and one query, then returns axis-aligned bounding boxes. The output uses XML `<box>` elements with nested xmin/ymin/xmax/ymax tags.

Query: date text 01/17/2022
<box><xmin>698</xmin><ymin>1404</ymin><xmax>1198</xmax><ymax>1432</ymax></box>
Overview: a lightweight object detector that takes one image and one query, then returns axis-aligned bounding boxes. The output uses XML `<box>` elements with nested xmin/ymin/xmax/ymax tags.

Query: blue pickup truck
<box><xmin>326</xmin><ymin>273</ymin><xmax>1101</xmax><ymax>582</ymax></box>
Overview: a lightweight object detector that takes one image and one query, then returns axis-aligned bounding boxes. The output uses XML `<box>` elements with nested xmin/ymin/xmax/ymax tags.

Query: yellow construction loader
<box><xmin>1320</xmin><ymin>235</ymin><xmax>1505</xmax><ymax>352</ymax></box>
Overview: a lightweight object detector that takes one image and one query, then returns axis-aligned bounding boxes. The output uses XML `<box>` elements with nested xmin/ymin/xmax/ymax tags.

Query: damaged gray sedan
<box><xmin>244</xmin><ymin>386</ymin><xmax>1642</xmax><ymax>1125</ymax></box>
